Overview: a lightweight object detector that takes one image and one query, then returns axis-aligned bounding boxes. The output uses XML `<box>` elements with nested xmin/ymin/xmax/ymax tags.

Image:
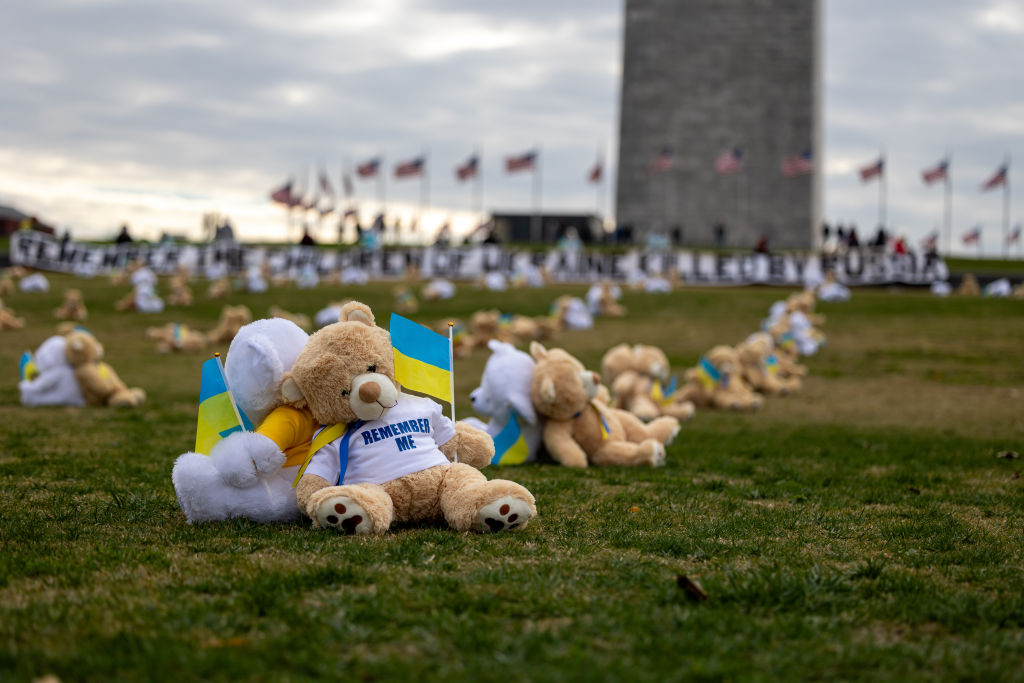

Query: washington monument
<box><xmin>616</xmin><ymin>0</ymin><xmax>821</xmax><ymax>249</ymax></box>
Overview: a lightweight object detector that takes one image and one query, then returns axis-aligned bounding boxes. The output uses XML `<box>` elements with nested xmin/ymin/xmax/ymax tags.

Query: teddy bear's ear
<box><xmin>487</xmin><ymin>339</ymin><xmax>511</xmax><ymax>354</ymax></box>
<box><xmin>280</xmin><ymin>373</ymin><xmax>305</xmax><ymax>404</ymax></box>
<box><xmin>69</xmin><ymin>337</ymin><xmax>84</xmax><ymax>352</ymax></box>
<box><xmin>538</xmin><ymin>376</ymin><xmax>556</xmax><ymax>405</ymax></box>
<box><xmin>339</xmin><ymin>301</ymin><xmax>375</xmax><ymax>326</ymax></box>
<box><xmin>529</xmin><ymin>341</ymin><xmax>547</xmax><ymax>361</ymax></box>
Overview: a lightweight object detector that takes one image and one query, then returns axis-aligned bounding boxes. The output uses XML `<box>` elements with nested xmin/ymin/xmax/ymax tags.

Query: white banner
<box><xmin>9</xmin><ymin>231</ymin><xmax>948</xmax><ymax>286</ymax></box>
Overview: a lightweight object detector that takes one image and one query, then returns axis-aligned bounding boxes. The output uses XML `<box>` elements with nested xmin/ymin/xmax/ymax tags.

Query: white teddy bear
<box><xmin>171</xmin><ymin>318</ymin><xmax>312</xmax><ymax>523</ymax></box>
<box><xmin>19</xmin><ymin>273</ymin><xmax>50</xmax><ymax>292</ymax></box>
<box><xmin>19</xmin><ymin>334</ymin><xmax>86</xmax><ymax>407</ymax></box>
<box><xmin>463</xmin><ymin>340</ymin><xmax>543</xmax><ymax>465</ymax></box>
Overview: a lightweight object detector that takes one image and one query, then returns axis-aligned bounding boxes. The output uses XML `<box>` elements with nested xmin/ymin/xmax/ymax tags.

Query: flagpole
<box><xmin>475</xmin><ymin>144</ymin><xmax>483</xmax><ymax>219</ymax></box>
<box><xmin>944</xmin><ymin>155</ymin><xmax>952</xmax><ymax>256</ymax></box>
<box><xmin>532</xmin><ymin>144</ymin><xmax>542</xmax><ymax>243</ymax></box>
<box><xmin>879</xmin><ymin>152</ymin><xmax>887</xmax><ymax>231</ymax></box>
<box><xmin>447</xmin><ymin>321</ymin><xmax>458</xmax><ymax>463</ymax></box>
<box><xmin>1003</xmin><ymin>158</ymin><xmax>1011</xmax><ymax>260</ymax></box>
<box><xmin>422</xmin><ymin>148</ymin><xmax>430</xmax><ymax>246</ymax></box>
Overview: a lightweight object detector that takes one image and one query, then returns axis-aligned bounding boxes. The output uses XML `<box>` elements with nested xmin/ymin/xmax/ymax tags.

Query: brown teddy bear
<box><xmin>269</xmin><ymin>305</ymin><xmax>312</xmax><ymax>331</ymax></box>
<box><xmin>206</xmin><ymin>277</ymin><xmax>231</xmax><ymax>299</ymax></box>
<box><xmin>64</xmin><ymin>329</ymin><xmax>145</xmax><ymax>406</ymax></box>
<box><xmin>167</xmin><ymin>274</ymin><xmax>193</xmax><ymax>306</ymax></box>
<box><xmin>0</xmin><ymin>297</ymin><xmax>26</xmax><ymax>330</ymax></box>
<box><xmin>0</xmin><ymin>271</ymin><xmax>15</xmax><ymax>297</ymax></box>
<box><xmin>145</xmin><ymin>323</ymin><xmax>208</xmax><ymax>354</ymax></box>
<box><xmin>468</xmin><ymin>309</ymin><xmax>502</xmax><ymax>349</ymax></box>
<box><xmin>601</xmin><ymin>343</ymin><xmax>695</xmax><ymax>421</ymax></box>
<box><xmin>54</xmin><ymin>289</ymin><xmax>88</xmax><ymax>321</ymax></box>
<box><xmin>766</xmin><ymin>318</ymin><xmax>808</xmax><ymax>378</ymax></box>
<box><xmin>735</xmin><ymin>332</ymin><xmax>801</xmax><ymax>396</ymax></box>
<box><xmin>675</xmin><ymin>345</ymin><xmax>763</xmax><ymax>411</ymax></box>
<box><xmin>286</xmin><ymin>302</ymin><xmax>536</xmax><ymax>535</ymax></box>
<box><xmin>206</xmin><ymin>305</ymin><xmax>253</xmax><ymax>345</ymax></box>
<box><xmin>529</xmin><ymin>342</ymin><xmax>680</xmax><ymax>468</ymax></box>
<box><xmin>957</xmin><ymin>273</ymin><xmax>981</xmax><ymax>296</ymax></box>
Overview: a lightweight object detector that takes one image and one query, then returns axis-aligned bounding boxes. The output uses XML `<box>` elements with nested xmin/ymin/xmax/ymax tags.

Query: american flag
<box><xmin>859</xmin><ymin>157</ymin><xmax>885</xmax><ymax>182</ymax></box>
<box><xmin>455</xmin><ymin>154</ymin><xmax>478</xmax><ymax>182</ymax></box>
<box><xmin>981</xmin><ymin>163</ymin><xmax>1008</xmax><ymax>191</ymax></box>
<box><xmin>588</xmin><ymin>159</ymin><xmax>603</xmax><ymax>183</ymax></box>
<box><xmin>921</xmin><ymin>159</ymin><xmax>949</xmax><ymax>185</ymax></box>
<box><xmin>962</xmin><ymin>226</ymin><xmax>982</xmax><ymax>244</ymax></box>
<box><xmin>714</xmin><ymin>148</ymin><xmax>744</xmax><ymax>175</ymax></box>
<box><xmin>394</xmin><ymin>157</ymin><xmax>425</xmax><ymax>179</ymax></box>
<box><xmin>269</xmin><ymin>180</ymin><xmax>292</xmax><ymax>206</ymax></box>
<box><xmin>648</xmin><ymin>147</ymin><xmax>674</xmax><ymax>175</ymax></box>
<box><xmin>1007</xmin><ymin>225</ymin><xmax>1022</xmax><ymax>245</ymax></box>
<box><xmin>356</xmin><ymin>158</ymin><xmax>380</xmax><ymax>178</ymax></box>
<box><xmin>505</xmin><ymin>150</ymin><xmax>537</xmax><ymax>173</ymax></box>
<box><xmin>781</xmin><ymin>150</ymin><xmax>814</xmax><ymax>177</ymax></box>
<box><xmin>920</xmin><ymin>231</ymin><xmax>939</xmax><ymax>251</ymax></box>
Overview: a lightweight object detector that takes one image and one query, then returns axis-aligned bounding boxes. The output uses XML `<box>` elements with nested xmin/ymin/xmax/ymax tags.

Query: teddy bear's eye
<box><xmin>341</xmin><ymin>389</ymin><xmax>349</xmax><ymax>396</ymax></box>
<box><xmin>367</xmin><ymin>364</ymin><xmax>377</xmax><ymax>373</ymax></box>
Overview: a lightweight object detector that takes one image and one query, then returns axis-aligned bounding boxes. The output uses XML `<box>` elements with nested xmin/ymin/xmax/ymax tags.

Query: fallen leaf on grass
<box><xmin>996</xmin><ymin>451</ymin><xmax>1020</xmax><ymax>460</ymax></box>
<box><xmin>676</xmin><ymin>575</ymin><xmax>708</xmax><ymax>602</ymax></box>
<box><xmin>628</xmin><ymin>506</ymin><xmax>640</xmax><ymax>513</ymax></box>
<box><xmin>200</xmin><ymin>637</ymin><xmax>250</xmax><ymax>649</ymax></box>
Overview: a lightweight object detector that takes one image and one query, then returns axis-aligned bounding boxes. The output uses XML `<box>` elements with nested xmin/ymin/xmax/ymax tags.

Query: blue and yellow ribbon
<box><xmin>695</xmin><ymin>357</ymin><xmax>721</xmax><ymax>391</ymax></box>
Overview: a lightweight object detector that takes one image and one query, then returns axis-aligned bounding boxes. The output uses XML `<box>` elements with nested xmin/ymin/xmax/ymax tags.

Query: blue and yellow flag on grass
<box><xmin>390</xmin><ymin>313</ymin><xmax>452</xmax><ymax>403</ymax></box>
<box><xmin>195</xmin><ymin>355</ymin><xmax>253</xmax><ymax>455</ymax></box>
<box><xmin>19</xmin><ymin>351</ymin><xmax>36</xmax><ymax>381</ymax></box>
<box><xmin>491</xmin><ymin>410</ymin><xmax>530</xmax><ymax>466</ymax></box>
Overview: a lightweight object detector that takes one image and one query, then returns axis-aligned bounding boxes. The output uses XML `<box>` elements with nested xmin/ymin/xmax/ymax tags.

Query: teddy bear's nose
<box><xmin>358</xmin><ymin>381</ymin><xmax>382</xmax><ymax>403</ymax></box>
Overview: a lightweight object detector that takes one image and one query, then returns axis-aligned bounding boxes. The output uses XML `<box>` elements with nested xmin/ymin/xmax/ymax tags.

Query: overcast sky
<box><xmin>2</xmin><ymin>0</ymin><xmax>1022</xmax><ymax>255</ymax></box>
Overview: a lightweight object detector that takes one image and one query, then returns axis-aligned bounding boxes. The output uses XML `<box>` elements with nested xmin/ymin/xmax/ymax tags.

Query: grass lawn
<box><xmin>1</xmin><ymin>274</ymin><xmax>1022</xmax><ymax>682</ymax></box>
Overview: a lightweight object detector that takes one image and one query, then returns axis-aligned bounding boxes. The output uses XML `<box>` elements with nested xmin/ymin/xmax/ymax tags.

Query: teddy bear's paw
<box><xmin>315</xmin><ymin>495</ymin><xmax>373</xmax><ymax>535</ymax></box>
<box><xmin>475</xmin><ymin>496</ymin><xmax>532</xmax><ymax>533</ymax></box>
<box><xmin>640</xmin><ymin>439</ymin><xmax>666</xmax><ymax>467</ymax></box>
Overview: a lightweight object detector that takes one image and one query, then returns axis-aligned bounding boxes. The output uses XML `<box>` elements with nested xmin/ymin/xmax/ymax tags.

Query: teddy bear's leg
<box><xmin>590</xmin><ymin>438</ymin><xmax>665</xmax><ymax>467</ymax></box>
<box><xmin>303</xmin><ymin>480</ymin><xmax>394</xmax><ymax>535</ymax></box>
<box><xmin>629</xmin><ymin>396</ymin><xmax>661</xmax><ymax>422</ymax></box>
<box><xmin>108</xmin><ymin>388</ymin><xmax>144</xmax><ymax>407</ymax></box>
<box><xmin>661</xmin><ymin>399</ymin><xmax>696</xmax><ymax>421</ymax></box>
<box><xmin>436</xmin><ymin>463</ymin><xmax>536</xmax><ymax>532</ymax></box>
<box><xmin>614</xmin><ymin>409</ymin><xmax>680</xmax><ymax>445</ymax></box>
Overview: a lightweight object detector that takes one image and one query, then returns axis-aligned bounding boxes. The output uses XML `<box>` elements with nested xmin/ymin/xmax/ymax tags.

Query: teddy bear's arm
<box><xmin>543</xmin><ymin>420</ymin><xmax>589</xmax><ymax>468</ymax></box>
<box><xmin>75</xmin><ymin>365</ymin><xmax>113</xmax><ymax>403</ymax></box>
<box><xmin>295</xmin><ymin>473</ymin><xmax>333</xmax><ymax>519</ymax></box>
<box><xmin>439</xmin><ymin>422</ymin><xmax>495</xmax><ymax>469</ymax></box>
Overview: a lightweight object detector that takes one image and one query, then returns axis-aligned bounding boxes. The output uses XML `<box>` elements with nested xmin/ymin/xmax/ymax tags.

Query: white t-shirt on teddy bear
<box><xmin>304</xmin><ymin>393</ymin><xmax>456</xmax><ymax>486</ymax></box>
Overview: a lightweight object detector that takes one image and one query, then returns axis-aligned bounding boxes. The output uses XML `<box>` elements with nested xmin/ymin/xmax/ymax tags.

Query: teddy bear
<box><xmin>64</xmin><ymin>329</ymin><xmax>146</xmax><ymax>406</ymax></box>
<box><xmin>550</xmin><ymin>296</ymin><xmax>594</xmax><ymax>331</ymax></box>
<box><xmin>172</xmin><ymin>318</ymin><xmax>313</xmax><ymax>523</ymax></box>
<box><xmin>393</xmin><ymin>286</ymin><xmax>419</xmax><ymax>314</ymax></box>
<box><xmin>529</xmin><ymin>342</ymin><xmax>680</xmax><ymax>468</ymax></box>
<box><xmin>206</xmin><ymin>276</ymin><xmax>231</xmax><ymax>299</ymax></box>
<box><xmin>206</xmin><ymin>305</ymin><xmax>253</xmax><ymax>345</ymax></box>
<box><xmin>285</xmin><ymin>302</ymin><xmax>536</xmax><ymax>534</ymax></box>
<box><xmin>463</xmin><ymin>340</ymin><xmax>543</xmax><ymax>465</ymax></box>
<box><xmin>0</xmin><ymin>270</ymin><xmax>15</xmax><ymax>297</ymax></box>
<box><xmin>501</xmin><ymin>314</ymin><xmax>542</xmax><ymax>345</ymax></box>
<box><xmin>601</xmin><ymin>343</ymin><xmax>696</xmax><ymax>421</ymax></box>
<box><xmin>269</xmin><ymin>305</ymin><xmax>312</xmax><ymax>331</ymax></box>
<box><xmin>0</xmin><ymin>298</ymin><xmax>26</xmax><ymax>330</ymax></box>
<box><xmin>145</xmin><ymin>323</ymin><xmax>209</xmax><ymax>354</ymax></box>
<box><xmin>765</xmin><ymin>318</ymin><xmax>808</xmax><ymax>379</ymax></box>
<box><xmin>675</xmin><ymin>345</ymin><xmax>763</xmax><ymax>411</ymax></box>
<box><xmin>54</xmin><ymin>288</ymin><xmax>88</xmax><ymax>321</ymax></box>
<box><xmin>956</xmin><ymin>273</ymin><xmax>981</xmax><ymax>296</ymax></box>
<box><xmin>19</xmin><ymin>272</ymin><xmax>50</xmax><ymax>292</ymax></box>
<box><xmin>735</xmin><ymin>332</ymin><xmax>801</xmax><ymax>396</ymax></box>
<box><xmin>245</xmin><ymin>264</ymin><xmax>269</xmax><ymax>293</ymax></box>
<box><xmin>421</xmin><ymin>278</ymin><xmax>456</xmax><ymax>300</ymax></box>
<box><xmin>167</xmin><ymin>273</ymin><xmax>193</xmax><ymax>306</ymax></box>
<box><xmin>586</xmin><ymin>283</ymin><xmax>627</xmax><ymax>317</ymax></box>
<box><xmin>19</xmin><ymin>334</ymin><xmax>87</xmax><ymax>406</ymax></box>
<box><xmin>468</xmin><ymin>309</ymin><xmax>502</xmax><ymax>350</ymax></box>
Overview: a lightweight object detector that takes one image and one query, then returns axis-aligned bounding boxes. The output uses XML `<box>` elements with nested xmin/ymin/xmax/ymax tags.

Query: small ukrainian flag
<box><xmin>195</xmin><ymin>355</ymin><xmax>252</xmax><ymax>455</ymax></box>
<box><xmin>19</xmin><ymin>351</ymin><xmax>37</xmax><ymax>381</ymax></box>
<box><xmin>764</xmin><ymin>354</ymin><xmax>780</xmax><ymax>376</ymax></box>
<box><xmin>390</xmin><ymin>313</ymin><xmax>453</xmax><ymax>404</ymax></box>
<box><xmin>695</xmin><ymin>357</ymin><xmax>722</xmax><ymax>391</ymax></box>
<box><xmin>491</xmin><ymin>410</ymin><xmax>530</xmax><ymax>466</ymax></box>
<box><xmin>650</xmin><ymin>375</ymin><xmax>679</xmax><ymax>405</ymax></box>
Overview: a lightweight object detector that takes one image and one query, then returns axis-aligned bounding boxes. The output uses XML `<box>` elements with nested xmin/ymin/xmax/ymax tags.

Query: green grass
<box><xmin>1</xmin><ymin>275</ymin><xmax>1023</xmax><ymax>681</ymax></box>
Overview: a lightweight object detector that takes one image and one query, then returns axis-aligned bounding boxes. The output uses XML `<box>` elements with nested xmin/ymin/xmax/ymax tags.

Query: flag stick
<box><xmin>1003</xmin><ymin>160</ymin><xmax>1011</xmax><ymax>259</ymax></box>
<box><xmin>447</xmin><ymin>321</ymin><xmax>457</xmax><ymax>463</ymax></box>
<box><xmin>943</xmin><ymin>164</ymin><xmax>952</xmax><ymax>256</ymax></box>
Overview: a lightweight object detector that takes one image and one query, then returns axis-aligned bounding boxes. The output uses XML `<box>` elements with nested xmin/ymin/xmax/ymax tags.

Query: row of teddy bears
<box><xmin>170</xmin><ymin>301</ymin><xmax>681</xmax><ymax>533</ymax></box>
